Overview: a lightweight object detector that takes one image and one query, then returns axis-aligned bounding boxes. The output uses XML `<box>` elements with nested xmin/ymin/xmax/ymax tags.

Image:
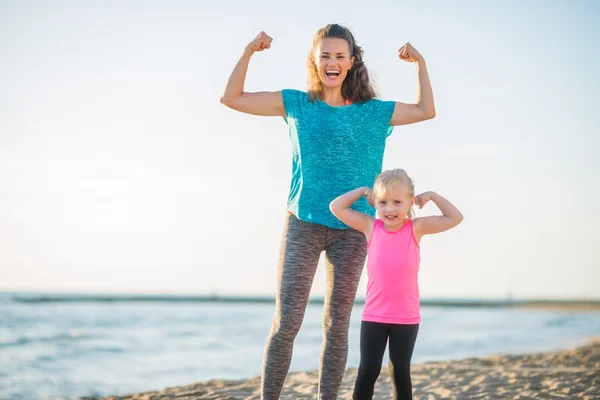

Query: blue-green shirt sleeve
<box><xmin>281</xmin><ymin>89</ymin><xmax>303</xmax><ymax>122</ymax></box>
<box><xmin>367</xmin><ymin>98</ymin><xmax>396</xmax><ymax>137</ymax></box>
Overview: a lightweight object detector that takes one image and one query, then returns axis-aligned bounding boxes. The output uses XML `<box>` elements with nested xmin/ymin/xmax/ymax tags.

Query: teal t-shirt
<box><xmin>282</xmin><ymin>89</ymin><xmax>396</xmax><ymax>229</ymax></box>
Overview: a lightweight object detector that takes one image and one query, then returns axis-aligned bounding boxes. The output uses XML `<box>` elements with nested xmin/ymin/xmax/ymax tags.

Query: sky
<box><xmin>1</xmin><ymin>0</ymin><xmax>599</xmax><ymax>300</ymax></box>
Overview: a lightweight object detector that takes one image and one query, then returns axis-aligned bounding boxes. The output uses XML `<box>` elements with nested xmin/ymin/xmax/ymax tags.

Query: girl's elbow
<box><xmin>330</xmin><ymin>204</ymin><xmax>346</xmax><ymax>220</ymax></box>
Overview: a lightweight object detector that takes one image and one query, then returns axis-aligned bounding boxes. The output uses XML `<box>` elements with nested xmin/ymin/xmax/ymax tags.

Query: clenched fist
<box><xmin>246</xmin><ymin>31</ymin><xmax>273</xmax><ymax>54</ymax></box>
<box><xmin>398</xmin><ymin>42</ymin><xmax>423</xmax><ymax>63</ymax></box>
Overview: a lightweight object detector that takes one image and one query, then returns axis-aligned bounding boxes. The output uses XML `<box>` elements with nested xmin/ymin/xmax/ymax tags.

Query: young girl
<box><xmin>330</xmin><ymin>169</ymin><xmax>463</xmax><ymax>400</ymax></box>
<box><xmin>221</xmin><ymin>23</ymin><xmax>435</xmax><ymax>400</ymax></box>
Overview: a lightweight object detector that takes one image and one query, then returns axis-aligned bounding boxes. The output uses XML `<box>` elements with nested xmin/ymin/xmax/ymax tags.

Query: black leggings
<box><xmin>353</xmin><ymin>321</ymin><xmax>419</xmax><ymax>400</ymax></box>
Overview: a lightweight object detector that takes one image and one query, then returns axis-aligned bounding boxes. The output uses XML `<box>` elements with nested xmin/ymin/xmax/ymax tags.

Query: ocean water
<box><xmin>1</xmin><ymin>294</ymin><xmax>600</xmax><ymax>400</ymax></box>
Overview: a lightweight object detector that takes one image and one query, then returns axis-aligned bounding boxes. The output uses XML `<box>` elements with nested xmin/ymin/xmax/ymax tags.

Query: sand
<box><xmin>90</xmin><ymin>338</ymin><xmax>599</xmax><ymax>400</ymax></box>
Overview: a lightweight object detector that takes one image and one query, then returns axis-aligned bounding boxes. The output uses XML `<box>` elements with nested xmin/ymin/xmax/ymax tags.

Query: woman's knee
<box><xmin>323</xmin><ymin>291</ymin><xmax>356</xmax><ymax>328</ymax></box>
<box><xmin>322</xmin><ymin>310</ymin><xmax>353</xmax><ymax>336</ymax></box>
<box><xmin>270</xmin><ymin>315</ymin><xmax>303</xmax><ymax>341</ymax></box>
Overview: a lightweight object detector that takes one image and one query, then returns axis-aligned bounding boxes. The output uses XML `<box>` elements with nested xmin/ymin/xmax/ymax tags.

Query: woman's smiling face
<box><xmin>314</xmin><ymin>38</ymin><xmax>354</xmax><ymax>89</ymax></box>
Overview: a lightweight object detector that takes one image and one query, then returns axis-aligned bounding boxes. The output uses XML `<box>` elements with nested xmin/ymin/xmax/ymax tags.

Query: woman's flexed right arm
<box><xmin>220</xmin><ymin>32</ymin><xmax>285</xmax><ymax>117</ymax></box>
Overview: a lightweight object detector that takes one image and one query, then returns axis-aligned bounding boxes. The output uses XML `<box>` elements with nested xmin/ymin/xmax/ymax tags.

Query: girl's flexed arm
<box><xmin>330</xmin><ymin>187</ymin><xmax>375</xmax><ymax>238</ymax></box>
<box><xmin>413</xmin><ymin>191</ymin><xmax>463</xmax><ymax>240</ymax></box>
<box><xmin>390</xmin><ymin>43</ymin><xmax>436</xmax><ymax>126</ymax></box>
<box><xmin>220</xmin><ymin>32</ymin><xmax>285</xmax><ymax>117</ymax></box>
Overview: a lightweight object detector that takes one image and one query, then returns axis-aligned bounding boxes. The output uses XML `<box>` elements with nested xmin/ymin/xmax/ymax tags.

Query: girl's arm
<box><xmin>413</xmin><ymin>191</ymin><xmax>463</xmax><ymax>241</ymax></box>
<box><xmin>330</xmin><ymin>187</ymin><xmax>375</xmax><ymax>238</ymax></box>
<box><xmin>220</xmin><ymin>32</ymin><xmax>285</xmax><ymax>117</ymax></box>
<box><xmin>390</xmin><ymin>43</ymin><xmax>436</xmax><ymax>126</ymax></box>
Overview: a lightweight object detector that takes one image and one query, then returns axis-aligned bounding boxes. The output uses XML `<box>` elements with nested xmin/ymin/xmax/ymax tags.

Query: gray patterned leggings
<box><xmin>261</xmin><ymin>213</ymin><xmax>368</xmax><ymax>400</ymax></box>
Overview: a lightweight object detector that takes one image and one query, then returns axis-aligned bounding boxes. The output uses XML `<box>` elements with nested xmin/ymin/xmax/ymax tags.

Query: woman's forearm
<box><xmin>220</xmin><ymin>49</ymin><xmax>254</xmax><ymax>105</ymax></box>
<box><xmin>415</xmin><ymin>60</ymin><xmax>435</xmax><ymax>118</ymax></box>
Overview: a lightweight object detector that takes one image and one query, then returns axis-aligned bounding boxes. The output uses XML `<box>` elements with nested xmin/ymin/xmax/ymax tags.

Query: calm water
<box><xmin>1</xmin><ymin>293</ymin><xmax>599</xmax><ymax>399</ymax></box>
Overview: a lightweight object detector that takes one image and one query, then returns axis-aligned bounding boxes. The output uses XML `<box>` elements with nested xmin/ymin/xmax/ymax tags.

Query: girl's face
<box><xmin>375</xmin><ymin>185</ymin><xmax>414</xmax><ymax>231</ymax></box>
<box><xmin>314</xmin><ymin>38</ymin><xmax>354</xmax><ymax>90</ymax></box>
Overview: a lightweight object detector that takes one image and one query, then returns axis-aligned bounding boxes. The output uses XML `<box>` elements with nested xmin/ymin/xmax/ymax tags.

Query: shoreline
<box><xmin>88</xmin><ymin>337</ymin><xmax>600</xmax><ymax>400</ymax></box>
<box><xmin>7</xmin><ymin>292</ymin><xmax>600</xmax><ymax>311</ymax></box>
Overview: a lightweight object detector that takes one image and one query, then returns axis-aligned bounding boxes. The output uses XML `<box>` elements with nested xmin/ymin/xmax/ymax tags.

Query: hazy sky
<box><xmin>1</xmin><ymin>0</ymin><xmax>599</xmax><ymax>299</ymax></box>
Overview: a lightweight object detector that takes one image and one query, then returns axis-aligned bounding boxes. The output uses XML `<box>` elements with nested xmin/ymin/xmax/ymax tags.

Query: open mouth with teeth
<box><xmin>325</xmin><ymin>69</ymin><xmax>341</xmax><ymax>79</ymax></box>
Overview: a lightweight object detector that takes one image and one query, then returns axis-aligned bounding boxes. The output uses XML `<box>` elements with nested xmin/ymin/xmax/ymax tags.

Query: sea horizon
<box><xmin>2</xmin><ymin>291</ymin><xmax>600</xmax><ymax>308</ymax></box>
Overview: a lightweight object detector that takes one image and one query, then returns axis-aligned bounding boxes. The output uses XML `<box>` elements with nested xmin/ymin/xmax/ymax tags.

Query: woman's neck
<box><xmin>320</xmin><ymin>87</ymin><xmax>346</xmax><ymax>107</ymax></box>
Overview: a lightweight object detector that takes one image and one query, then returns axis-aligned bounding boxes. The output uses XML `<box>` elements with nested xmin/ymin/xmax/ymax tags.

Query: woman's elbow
<box><xmin>454</xmin><ymin>212</ymin><xmax>464</xmax><ymax>226</ymax></box>
<box><xmin>415</xmin><ymin>107</ymin><xmax>435</xmax><ymax>122</ymax></box>
<box><xmin>220</xmin><ymin>95</ymin><xmax>232</xmax><ymax>107</ymax></box>
<box><xmin>423</xmin><ymin>108</ymin><xmax>436</xmax><ymax>120</ymax></box>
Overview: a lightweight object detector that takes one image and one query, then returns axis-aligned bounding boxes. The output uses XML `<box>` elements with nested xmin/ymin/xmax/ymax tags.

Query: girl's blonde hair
<box><xmin>306</xmin><ymin>24</ymin><xmax>377</xmax><ymax>103</ymax></box>
<box><xmin>372</xmin><ymin>169</ymin><xmax>416</xmax><ymax>219</ymax></box>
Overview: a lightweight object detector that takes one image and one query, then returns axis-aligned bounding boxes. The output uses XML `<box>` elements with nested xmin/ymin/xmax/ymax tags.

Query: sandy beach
<box><xmin>90</xmin><ymin>337</ymin><xmax>599</xmax><ymax>400</ymax></box>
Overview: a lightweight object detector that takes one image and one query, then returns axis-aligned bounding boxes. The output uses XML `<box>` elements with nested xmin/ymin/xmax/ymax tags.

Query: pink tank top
<box><xmin>362</xmin><ymin>219</ymin><xmax>421</xmax><ymax>324</ymax></box>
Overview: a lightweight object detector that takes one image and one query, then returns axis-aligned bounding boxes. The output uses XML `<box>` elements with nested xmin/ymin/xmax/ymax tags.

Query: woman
<box><xmin>220</xmin><ymin>23</ymin><xmax>435</xmax><ymax>400</ymax></box>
